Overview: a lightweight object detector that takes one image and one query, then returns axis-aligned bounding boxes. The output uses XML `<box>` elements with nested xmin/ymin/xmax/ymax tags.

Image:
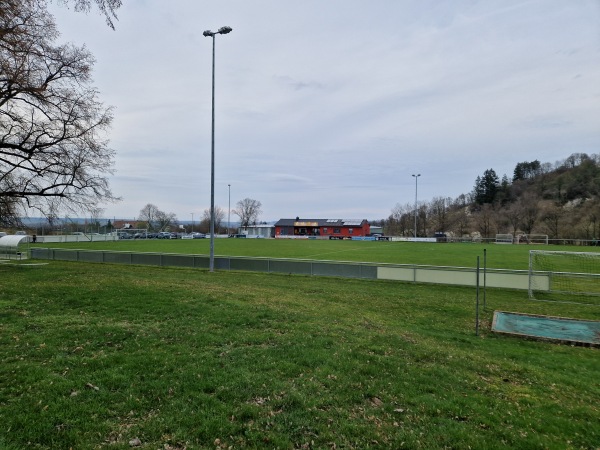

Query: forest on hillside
<box><xmin>381</xmin><ymin>153</ymin><xmax>600</xmax><ymax>242</ymax></box>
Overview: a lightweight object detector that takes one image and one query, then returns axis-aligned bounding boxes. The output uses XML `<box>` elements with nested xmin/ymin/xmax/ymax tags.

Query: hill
<box><xmin>383</xmin><ymin>152</ymin><xmax>600</xmax><ymax>241</ymax></box>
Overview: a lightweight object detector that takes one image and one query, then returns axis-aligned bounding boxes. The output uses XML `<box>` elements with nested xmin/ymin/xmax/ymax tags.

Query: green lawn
<box><xmin>1</xmin><ymin>261</ymin><xmax>598</xmax><ymax>449</ymax></box>
<box><xmin>32</xmin><ymin>238</ymin><xmax>600</xmax><ymax>270</ymax></box>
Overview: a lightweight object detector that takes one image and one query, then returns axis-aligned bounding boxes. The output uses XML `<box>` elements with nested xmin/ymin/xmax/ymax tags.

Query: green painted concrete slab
<box><xmin>492</xmin><ymin>311</ymin><xmax>600</xmax><ymax>347</ymax></box>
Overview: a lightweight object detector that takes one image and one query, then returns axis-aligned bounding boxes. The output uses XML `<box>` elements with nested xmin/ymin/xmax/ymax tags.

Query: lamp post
<box><xmin>203</xmin><ymin>26</ymin><xmax>232</xmax><ymax>272</ymax></box>
<box><xmin>412</xmin><ymin>173</ymin><xmax>420</xmax><ymax>239</ymax></box>
<box><xmin>190</xmin><ymin>213</ymin><xmax>194</xmax><ymax>233</ymax></box>
<box><xmin>228</xmin><ymin>183</ymin><xmax>231</xmax><ymax>236</ymax></box>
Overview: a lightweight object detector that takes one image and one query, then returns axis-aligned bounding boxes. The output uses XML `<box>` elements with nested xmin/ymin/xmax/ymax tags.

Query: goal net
<box><xmin>529</xmin><ymin>250</ymin><xmax>600</xmax><ymax>304</ymax></box>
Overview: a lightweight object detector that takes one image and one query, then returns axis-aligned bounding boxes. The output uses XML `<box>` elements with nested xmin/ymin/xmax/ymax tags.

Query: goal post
<box><xmin>517</xmin><ymin>234</ymin><xmax>549</xmax><ymax>244</ymax></box>
<box><xmin>529</xmin><ymin>250</ymin><xmax>600</xmax><ymax>303</ymax></box>
<box><xmin>495</xmin><ymin>234</ymin><xmax>514</xmax><ymax>244</ymax></box>
<box><xmin>528</xmin><ymin>234</ymin><xmax>549</xmax><ymax>245</ymax></box>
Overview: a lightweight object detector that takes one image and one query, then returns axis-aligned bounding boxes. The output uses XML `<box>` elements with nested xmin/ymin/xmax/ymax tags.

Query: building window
<box><xmin>348</xmin><ymin>228</ymin><xmax>353</xmax><ymax>234</ymax></box>
<box><xmin>323</xmin><ymin>227</ymin><xmax>328</xmax><ymax>234</ymax></box>
<box><xmin>334</xmin><ymin>228</ymin><xmax>341</xmax><ymax>234</ymax></box>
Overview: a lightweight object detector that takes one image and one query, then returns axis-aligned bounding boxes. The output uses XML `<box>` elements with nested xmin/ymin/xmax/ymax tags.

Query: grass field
<box><xmin>31</xmin><ymin>239</ymin><xmax>600</xmax><ymax>270</ymax></box>
<box><xmin>1</xmin><ymin>257</ymin><xmax>599</xmax><ymax>449</ymax></box>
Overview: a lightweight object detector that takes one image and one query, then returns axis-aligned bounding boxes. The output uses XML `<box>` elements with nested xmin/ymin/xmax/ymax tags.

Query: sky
<box><xmin>48</xmin><ymin>0</ymin><xmax>600</xmax><ymax>223</ymax></box>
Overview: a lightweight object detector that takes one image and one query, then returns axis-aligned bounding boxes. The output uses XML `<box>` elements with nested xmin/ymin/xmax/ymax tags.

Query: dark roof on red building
<box><xmin>275</xmin><ymin>219</ymin><xmax>368</xmax><ymax>227</ymax></box>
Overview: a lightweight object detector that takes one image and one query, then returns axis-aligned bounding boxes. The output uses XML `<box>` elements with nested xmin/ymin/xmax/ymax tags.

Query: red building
<box><xmin>274</xmin><ymin>218</ymin><xmax>370</xmax><ymax>239</ymax></box>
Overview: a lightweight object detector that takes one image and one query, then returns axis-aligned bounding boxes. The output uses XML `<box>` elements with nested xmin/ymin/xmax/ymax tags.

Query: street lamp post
<box><xmin>228</xmin><ymin>184</ymin><xmax>231</xmax><ymax>236</ymax></box>
<box><xmin>203</xmin><ymin>26</ymin><xmax>232</xmax><ymax>272</ymax></box>
<box><xmin>190</xmin><ymin>213</ymin><xmax>194</xmax><ymax>233</ymax></box>
<box><xmin>412</xmin><ymin>173</ymin><xmax>420</xmax><ymax>239</ymax></box>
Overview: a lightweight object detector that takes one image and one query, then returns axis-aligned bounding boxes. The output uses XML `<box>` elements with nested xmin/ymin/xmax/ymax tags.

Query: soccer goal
<box><xmin>528</xmin><ymin>234</ymin><xmax>549</xmax><ymax>245</ymax></box>
<box><xmin>529</xmin><ymin>250</ymin><xmax>600</xmax><ymax>304</ymax></box>
<box><xmin>495</xmin><ymin>234</ymin><xmax>514</xmax><ymax>244</ymax></box>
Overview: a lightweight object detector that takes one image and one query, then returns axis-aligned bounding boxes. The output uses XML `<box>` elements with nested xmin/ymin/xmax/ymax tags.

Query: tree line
<box><xmin>382</xmin><ymin>153</ymin><xmax>600</xmax><ymax>241</ymax></box>
<box><xmin>133</xmin><ymin>198</ymin><xmax>262</xmax><ymax>234</ymax></box>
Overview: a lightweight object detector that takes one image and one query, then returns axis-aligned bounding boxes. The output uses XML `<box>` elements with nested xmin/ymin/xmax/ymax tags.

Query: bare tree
<box><xmin>473</xmin><ymin>204</ymin><xmax>497</xmax><ymax>239</ymax></box>
<box><xmin>0</xmin><ymin>0</ymin><xmax>118</xmax><ymax>223</ymax></box>
<box><xmin>155</xmin><ymin>210</ymin><xmax>177</xmax><ymax>232</ymax></box>
<box><xmin>450</xmin><ymin>207</ymin><xmax>471</xmax><ymax>238</ymax></box>
<box><xmin>540</xmin><ymin>201</ymin><xmax>565</xmax><ymax>239</ymax></box>
<box><xmin>43</xmin><ymin>198</ymin><xmax>61</xmax><ymax>231</ymax></box>
<box><xmin>88</xmin><ymin>207</ymin><xmax>103</xmax><ymax>232</ymax></box>
<box><xmin>138</xmin><ymin>204</ymin><xmax>161</xmax><ymax>231</ymax></box>
<box><xmin>446</xmin><ymin>194</ymin><xmax>471</xmax><ymax>238</ymax></box>
<box><xmin>388</xmin><ymin>202</ymin><xmax>412</xmax><ymax>236</ymax></box>
<box><xmin>202</xmin><ymin>206</ymin><xmax>225</xmax><ymax>233</ymax></box>
<box><xmin>581</xmin><ymin>199</ymin><xmax>600</xmax><ymax>240</ymax></box>
<box><xmin>0</xmin><ymin>194</ymin><xmax>22</xmax><ymax>227</ymax></box>
<box><xmin>417</xmin><ymin>203</ymin><xmax>428</xmax><ymax>237</ymax></box>
<box><xmin>505</xmin><ymin>202</ymin><xmax>521</xmax><ymax>236</ymax></box>
<box><xmin>138</xmin><ymin>204</ymin><xmax>177</xmax><ymax>231</ymax></box>
<box><xmin>429</xmin><ymin>197</ymin><xmax>451</xmax><ymax>233</ymax></box>
<box><xmin>233</xmin><ymin>198</ymin><xmax>262</xmax><ymax>228</ymax></box>
<box><xmin>58</xmin><ymin>0</ymin><xmax>122</xmax><ymax>29</ymax></box>
<box><xmin>519</xmin><ymin>193</ymin><xmax>540</xmax><ymax>235</ymax></box>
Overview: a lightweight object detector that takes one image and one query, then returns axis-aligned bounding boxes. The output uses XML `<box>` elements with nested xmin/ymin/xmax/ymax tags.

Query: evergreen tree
<box><xmin>473</xmin><ymin>169</ymin><xmax>499</xmax><ymax>205</ymax></box>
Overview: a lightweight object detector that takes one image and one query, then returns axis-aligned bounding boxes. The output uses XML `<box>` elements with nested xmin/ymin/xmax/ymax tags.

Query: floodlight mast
<box><xmin>203</xmin><ymin>26</ymin><xmax>232</xmax><ymax>37</ymax></box>
<box><xmin>203</xmin><ymin>26</ymin><xmax>232</xmax><ymax>272</ymax></box>
<box><xmin>412</xmin><ymin>173</ymin><xmax>420</xmax><ymax>239</ymax></box>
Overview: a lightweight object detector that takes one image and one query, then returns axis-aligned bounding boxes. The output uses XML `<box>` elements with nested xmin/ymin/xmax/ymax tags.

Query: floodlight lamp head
<box><xmin>218</xmin><ymin>26</ymin><xmax>232</xmax><ymax>34</ymax></box>
<box><xmin>203</xmin><ymin>30</ymin><xmax>214</xmax><ymax>37</ymax></box>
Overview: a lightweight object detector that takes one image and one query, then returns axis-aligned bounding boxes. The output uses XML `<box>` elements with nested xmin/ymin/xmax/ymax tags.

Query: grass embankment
<box><xmin>32</xmin><ymin>239</ymin><xmax>594</xmax><ymax>270</ymax></box>
<box><xmin>1</xmin><ymin>261</ymin><xmax>598</xmax><ymax>449</ymax></box>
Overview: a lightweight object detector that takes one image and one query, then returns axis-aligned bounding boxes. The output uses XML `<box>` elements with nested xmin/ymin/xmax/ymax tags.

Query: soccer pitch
<box><xmin>31</xmin><ymin>238</ymin><xmax>593</xmax><ymax>270</ymax></box>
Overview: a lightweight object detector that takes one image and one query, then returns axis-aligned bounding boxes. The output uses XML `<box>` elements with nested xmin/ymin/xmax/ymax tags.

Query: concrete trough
<box><xmin>492</xmin><ymin>311</ymin><xmax>600</xmax><ymax>347</ymax></box>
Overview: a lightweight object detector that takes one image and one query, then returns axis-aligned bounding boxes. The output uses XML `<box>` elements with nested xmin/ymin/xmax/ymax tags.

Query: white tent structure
<box><xmin>0</xmin><ymin>235</ymin><xmax>29</xmax><ymax>260</ymax></box>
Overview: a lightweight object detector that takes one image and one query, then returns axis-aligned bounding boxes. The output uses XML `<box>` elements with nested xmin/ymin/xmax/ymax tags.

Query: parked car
<box><xmin>191</xmin><ymin>232</ymin><xmax>206</xmax><ymax>239</ymax></box>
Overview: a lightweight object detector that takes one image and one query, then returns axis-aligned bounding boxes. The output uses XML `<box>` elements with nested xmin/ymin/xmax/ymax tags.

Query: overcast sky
<box><xmin>49</xmin><ymin>0</ymin><xmax>600</xmax><ymax>222</ymax></box>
